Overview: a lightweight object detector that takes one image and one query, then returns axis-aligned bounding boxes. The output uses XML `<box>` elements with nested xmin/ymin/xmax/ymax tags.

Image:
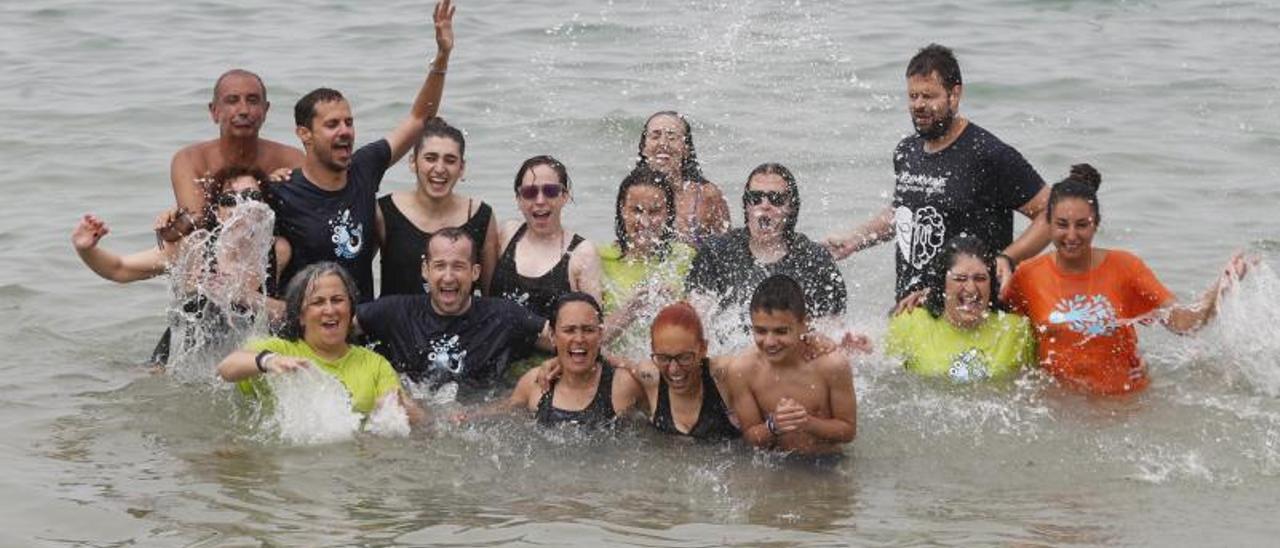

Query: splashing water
<box><xmin>263</xmin><ymin>366</ymin><xmax>362</xmax><ymax>445</ymax></box>
<box><xmin>1198</xmin><ymin>260</ymin><xmax>1280</xmax><ymax>396</ymax></box>
<box><xmin>165</xmin><ymin>200</ymin><xmax>277</xmax><ymax>382</ymax></box>
<box><xmin>366</xmin><ymin>393</ymin><xmax>412</xmax><ymax>438</ymax></box>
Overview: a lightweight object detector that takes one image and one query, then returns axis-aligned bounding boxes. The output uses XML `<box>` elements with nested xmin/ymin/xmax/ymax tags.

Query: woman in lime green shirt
<box><xmin>886</xmin><ymin>236</ymin><xmax>1034</xmax><ymax>382</ymax></box>
<box><xmin>600</xmin><ymin>165</ymin><xmax>696</xmax><ymax>355</ymax></box>
<box><xmin>218</xmin><ymin>262</ymin><xmax>424</xmax><ymax>422</ymax></box>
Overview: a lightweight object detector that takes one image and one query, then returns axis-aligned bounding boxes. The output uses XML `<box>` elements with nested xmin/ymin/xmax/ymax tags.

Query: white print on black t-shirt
<box><xmin>894</xmin><ymin>205</ymin><xmax>946</xmax><ymax>269</ymax></box>
<box><xmin>427</xmin><ymin>334</ymin><xmax>468</xmax><ymax>374</ymax></box>
<box><xmin>897</xmin><ymin>172</ymin><xmax>948</xmax><ymax>195</ymax></box>
<box><xmin>329</xmin><ymin>208</ymin><xmax>364</xmax><ymax>259</ymax></box>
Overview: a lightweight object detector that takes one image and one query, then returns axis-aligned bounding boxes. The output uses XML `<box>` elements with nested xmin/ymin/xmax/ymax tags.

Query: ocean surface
<box><xmin>2</xmin><ymin>0</ymin><xmax>1280</xmax><ymax>545</ymax></box>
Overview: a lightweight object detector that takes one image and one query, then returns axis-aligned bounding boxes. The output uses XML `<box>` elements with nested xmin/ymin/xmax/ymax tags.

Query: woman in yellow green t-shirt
<box><xmin>218</xmin><ymin>262</ymin><xmax>423</xmax><ymax>421</ymax></box>
<box><xmin>886</xmin><ymin>236</ymin><xmax>1034</xmax><ymax>382</ymax></box>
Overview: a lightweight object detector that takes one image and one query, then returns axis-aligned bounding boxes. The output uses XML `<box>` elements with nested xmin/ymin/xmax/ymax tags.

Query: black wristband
<box><xmin>255</xmin><ymin>350</ymin><xmax>273</xmax><ymax>373</ymax></box>
<box><xmin>766</xmin><ymin>414</ymin><xmax>780</xmax><ymax>437</ymax></box>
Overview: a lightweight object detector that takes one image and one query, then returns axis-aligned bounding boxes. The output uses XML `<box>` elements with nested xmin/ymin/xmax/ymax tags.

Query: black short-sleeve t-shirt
<box><xmin>685</xmin><ymin>228</ymin><xmax>847</xmax><ymax>318</ymax></box>
<box><xmin>356</xmin><ymin>295</ymin><xmax>545</xmax><ymax>393</ymax></box>
<box><xmin>270</xmin><ymin>139</ymin><xmax>391</xmax><ymax>302</ymax></box>
<box><xmin>891</xmin><ymin>123</ymin><xmax>1044</xmax><ymax>299</ymax></box>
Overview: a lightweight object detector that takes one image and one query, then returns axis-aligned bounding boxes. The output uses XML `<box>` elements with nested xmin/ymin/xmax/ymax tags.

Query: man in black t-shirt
<box><xmin>824</xmin><ymin>44</ymin><xmax>1050</xmax><ymax>301</ymax></box>
<box><xmin>687</xmin><ymin>163</ymin><xmax>847</xmax><ymax>319</ymax></box>
<box><xmin>271</xmin><ymin>1</ymin><xmax>456</xmax><ymax>302</ymax></box>
<box><xmin>356</xmin><ymin>228</ymin><xmax>553</xmax><ymax>398</ymax></box>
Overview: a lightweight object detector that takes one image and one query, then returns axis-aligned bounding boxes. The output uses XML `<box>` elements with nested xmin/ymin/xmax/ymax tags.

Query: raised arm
<box><xmin>71</xmin><ymin>214</ymin><xmax>170</xmax><ymax>283</ymax></box>
<box><xmin>1163</xmin><ymin>252</ymin><xmax>1253</xmax><ymax>334</ymax></box>
<box><xmin>822</xmin><ymin>205</ymin><xmax>895</xmax><ymax>261</ymax></box>
<box><xmin>383</xmin><ymin>0</ymin><xmax>455</xmax><ymax>165</ymax></box>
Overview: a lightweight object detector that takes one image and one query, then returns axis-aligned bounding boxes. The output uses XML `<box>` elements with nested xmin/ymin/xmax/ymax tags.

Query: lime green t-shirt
<box><xmin>885</xmin><ymin>308</ymin><xmax>1035</xmax><ymax>382</ymax></box>
<box><xmin>599</xmin><ymin>242</ymin><xmax>695</xmax><ymax>357</ymax></box>
<box><xmin>239</xmin><ymin>337</ymin><xmax>403</xmax><ymax>414</ymax></box>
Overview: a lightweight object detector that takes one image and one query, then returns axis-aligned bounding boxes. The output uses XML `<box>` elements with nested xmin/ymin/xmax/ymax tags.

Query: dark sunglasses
<box><xmin>517</xmin><ymin>183</ymin><xmax>564</xmax><ymax>201</ymax></box>
<box><xmin>745</xmin><ymin>190</ymin><xmax>791</xmax><ymax>207</ymax></box>
<box><xmin>215</xmin><ymin>189</ymin><xmax>265</xmax><ymax>207</ymax></box>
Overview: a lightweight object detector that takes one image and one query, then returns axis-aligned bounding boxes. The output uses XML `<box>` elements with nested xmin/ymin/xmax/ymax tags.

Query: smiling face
<box><xmin>621</xmin><ymin>184</ymin><xmax>669</xmax><ymax>255</ymax></box>
<box><xmin>907</xmin><ymin>71</ymin><xmax>960</xmax><ymax>140</ymax></box>
<box><xmin>209</xmin><ymin>73</ymin><xmax>267</xmax><ymax>140</ymax></box>
<box><xmin>298</xmin><ymin>99</ymin><xmax>355</xmax><ymax>172</ymax></box>
<box><xmin>1050</xmin><ymin>197</ymin><xmax>1098</xmax><ymax>264</ymax></box>
<box><xmin>516</xmin><ymin>163</ymin><xmax>568</xmax><ymax>232</ymax></box>
<box><xmin>943</xmin><ymin>253</ymin><xmax>991</xmax><ymax>330</ymax></box>
<box><xmin>422</xmin><ymin>235</ymin><xmax>479</xmax><ymax>315</ymax></box>
<box><xmin>750</xmin><ymin>309</ymin><xmax>804</xmax><ymax>366</ymax></box>
<box><xmin>554</xmin><ymin>301</ymin><xmax>603</xmax><ymax>374</ymax></box>
<box><xmin>412</xmin><ymin>135</ymin><xmax>465</xmax><ymax>200</ymax></box>
<box><xmin>642</xmin><ymin>114</ymin><xmax>688</xmax><ymax>178</ymax></box>
<box><xmin>301</xmin><ymin>273</ymin><xmax>352</xmax><ymax>350</ymax></box>
<box><xmin>650</xmin><ymin>323</ymin><xmax>707</xmax><ymax>393</ymax></box>
<box><xmin>745</xmin><ymin>172</ymin><xmax>792</xmax><ymax>241</ymax></box>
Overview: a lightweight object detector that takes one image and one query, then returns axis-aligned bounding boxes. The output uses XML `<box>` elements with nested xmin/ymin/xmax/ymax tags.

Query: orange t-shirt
<box><xmin>1005</xmin><ymin>250</ymin><xmax>1173</xmax><ymax>394</ymax></box>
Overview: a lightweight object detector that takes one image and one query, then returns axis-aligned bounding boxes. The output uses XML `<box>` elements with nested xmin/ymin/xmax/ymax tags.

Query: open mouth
<box><xmin>531</xmin><ymin>210</ymin><xmax>552</xmax><ymax>220</ymax></box>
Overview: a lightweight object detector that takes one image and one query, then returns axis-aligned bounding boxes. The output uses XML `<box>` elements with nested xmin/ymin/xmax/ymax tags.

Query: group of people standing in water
<box><xmin>71</xmin><ymin>1</ymin><xmax>1253</xmax><ymax>456</ymax></box>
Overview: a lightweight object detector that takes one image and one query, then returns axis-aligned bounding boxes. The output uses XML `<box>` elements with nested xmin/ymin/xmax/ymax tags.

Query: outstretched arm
<box><xmin>1163</xmin><ymin>252</ymin><xmax>1254</xmax><ymax>334</ymax></box>
<box><xmin>383</xmin><ymin>0</ymin><xmax>455</xmax><ymax>165</ymax></box>
<box><xmin>822</xmin><ymin>206</ymin><xmax>895</xmax><ymax>261</ymax></box>
<box><xmin>71</xmin><ymin>214</ymin><xmax>170</xmax><ymax>283</ymax></box>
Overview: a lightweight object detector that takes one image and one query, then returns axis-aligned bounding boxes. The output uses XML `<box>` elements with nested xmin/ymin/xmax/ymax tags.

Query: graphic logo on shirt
<box><xmin>329</xmin><ymin>208</ymin><xmax>363</xmax><ymax>260</ymax></box>
<box><xmin>426</xmin><ymin>334</ymin><xmax>468</xmax><ymax>375</ymax></box>
<box><xmin>948</xmin><ymin>348</ymin><xmax>990</xmax><ymax>383</ymax></box>
<box><xmin>502</xmin><ymin>290</ymin><xmax>531</xmax><ymax>309</ymax></box>
<box><xmin>895</xmin><ymin>205</ymin><xmax>946</xmax><ymax>269</ymax></box>
<box><xmin>897</xmin><ymin>172</ymin><xmax>948</xmax><ymax>195</ymax></box>
<box><xmin>1048</xmin><ymin>294</ymin><xmax>1118</xmax><ymax>337</ymax></box>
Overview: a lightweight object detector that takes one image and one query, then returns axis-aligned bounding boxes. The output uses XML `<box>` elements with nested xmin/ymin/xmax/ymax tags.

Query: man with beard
<box><xmin>170</xmin><ymin>69</ymin><xmax>304</xmax><ymax>215</ymax></box>
<box><xmin>355</xmin><ymin>227</ymin><xmax>553</xmax><ymax>399</ymax></box>
<box><xmin>686</xmin><ymin>163</ymin><xmax>847</xmax><ymax>319</ymax></box>
<box><xmin>823</xmin><ymin>44</ymin><xmax>1049</xmax><ymax>302</ymax></box>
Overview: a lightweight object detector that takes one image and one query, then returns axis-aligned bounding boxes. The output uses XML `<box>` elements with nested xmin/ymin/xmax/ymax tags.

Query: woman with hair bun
<box><xmin>1003</xmin><ymin>164</ymin><xmax>1252</xmax><ymax>395</ymax></box>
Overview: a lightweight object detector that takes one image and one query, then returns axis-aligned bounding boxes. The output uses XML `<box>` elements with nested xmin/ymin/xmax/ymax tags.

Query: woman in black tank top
<box><xmin>378</xmin><ymin>118</ymin><xmax>500</xmax><ymax>297</ymax></box>
<box><xmin>491</xmin><ymin>156</ymin><xmax>603</xmax><ymax>321</ymax></box>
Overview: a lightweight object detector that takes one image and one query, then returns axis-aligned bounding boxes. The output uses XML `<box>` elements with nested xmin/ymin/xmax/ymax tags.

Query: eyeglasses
<box><xmin>745</xmin><ymin>190</ymin><xmax>791</xmax><ymax>207</ymax></box>
<box><xmin>517</xmin><ymin>183</ymin><xmax>564</xmax><ymax>201</ymax></box>
<box><xmin>651</xmin><ymin>352</ymin><xmax>698</xmax><ymax>367</ymax></box>
<box><xmin>215</xmin><ymin>189</ymin><xmax>265</xmax><ymax>208</ymax></box>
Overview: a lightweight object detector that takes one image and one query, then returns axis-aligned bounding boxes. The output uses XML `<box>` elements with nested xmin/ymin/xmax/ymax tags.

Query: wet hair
<box><xmin>635</xmin><ymin>111</ymin><xmax>709</xmax><ymax>185</ymax></box>
<box><xmin>279</xmin><ymin>262</ymin><xmax>358</xmax><ymax>342</ymax></box>
<box><xmin>414</xmin><ymin>116</ymin><xmax>466</xmax><ymax>159</ymax></box>
<box><xmin>742</xmin><ymin>162</ymin><xmax>801</xmax><ymax>241</ymax></box>
<box><xmin>212</xmin><ymin>69</ymin><xmax>267</xmax><ymax>103</ymax></box>
<box><xmin>749</xmin><ymin>274</ymin><xmax>808</xmax><ymax>322</ymax></box>
<box><xmin>906</xmin><ymin>44</ymin><xmax>962</xmax><ymax>90</ymax></box>
<box><xmin>200</xmin><ymin>165</ymin><xmax>269</xmax><ymax>229</ymax></box>
<box><xmin>1046</xmin><ymin>163</ymin><xmax>1103</xmax><ymax>224</ymax></box>
<box><xmin>922</xmin><ymin>235</ymin><xmax>1005</xmax><ymax>319</ymax></box>
<box><xmin>294</xmin><ymin>87</ymin><xmax>346</xmax><ymax>129</ymax></box>
<box><xmin>614</xmin><ymin>165</ymin><xmax>677</xmax><ymax>258</ymax></box>
<box><xmin>512</xmin><ymin>155</ymin><xmax>571</xmax><ymax>193</ymax></box>
<box><xmin>650</xmin><ymin>301</ymin><xmax>707</xmax><ymax>345</ymax></box>
<box><xmin>423</xmin><ymin>226</ymin><xmax>479</xmax><ymax>265</ymax></box>
<box><xmin>550</xmin><ymin>292</ymin><xmax>603</xmax><ymax>328</ymax></box>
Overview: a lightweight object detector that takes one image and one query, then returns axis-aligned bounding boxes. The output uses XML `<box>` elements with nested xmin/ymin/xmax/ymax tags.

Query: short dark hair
<box><xmin>635</xmin><ymin>111</ymin><xmax>709</xmax><ymax>185</ymax></box>
<box><xmin>749</xmin><ymin>274</ymin><xmax>808</xmax><ymax>322</ymax></box>
<box><xmin>512</xmin><ymin>155</ymin><xmax>571</xmax><ymax>193</ymax></box>
<box><xmin>922</xmin><ymin>236</ymin><xmax>1004</xmax><ymax>318</ymax></box>
<box><xmin>294</xmin><ymin>87</ymin><xmax>345</xmax><ymax>128</ymax></box>
<box><xmin>550</xmin><ymin>292</ymin><xmax>603</xmax><ymax>328</ymax></box>
<box><xmin>1046</xmin><ymin>163</ymin><xmax>1103</xmax><ymax>224</ymax></box>
<box><xmin>212</xmin><ymin>69</ymin><xmax>267</xmax><ymax>103</ymax></box>
<box><xmin>906</xmin><ymin>44</ymin><xmax>962</xmax><ymax>90</ymax></box>
<box><xmin>743</xmin><ymin>162</ymin><xmax>801</xmax><ymax>241</ymax></box>
<box><xmin>279</xmin><ymin>262</ymin><xmax>358</xmax><ymax>341</ymax></box>
<box><xmin>423</xmin><ymin>226</ymin><xmax>479</xmax><ymax>264</ymax></box>
<box><xmin>614</xmin><ymin>165</ymin><xmax>676</xmax><ymax>257</ymax></box>
<box><xmin>414</xmin><ymin>117</ymin><xmax>466</xmax><ymax>159</ymax></box>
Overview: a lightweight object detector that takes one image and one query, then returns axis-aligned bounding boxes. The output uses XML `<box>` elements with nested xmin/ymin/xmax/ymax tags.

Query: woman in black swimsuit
<box><xmin>507</xmin><ymin>293</ymin><xmax>644</xmax><ymax>429</ymax></box>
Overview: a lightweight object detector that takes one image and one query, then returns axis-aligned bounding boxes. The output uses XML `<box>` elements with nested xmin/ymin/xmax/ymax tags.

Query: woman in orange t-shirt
<box><xmin>1004</xmin><ymin>164</ymin><xmax>1251</xmax><ymax>394</ymax></box>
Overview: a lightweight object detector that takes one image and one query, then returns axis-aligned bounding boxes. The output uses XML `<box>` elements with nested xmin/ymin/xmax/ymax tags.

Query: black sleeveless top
<box><xmin>491</xmin><ymin>223</ymin><xmax>584</xmax><ymax>320</ymax></box>
<box><xmin>536</xmin><ymin>363</ymin><xmax>617</xmax><ymax>428</ymax></box>
<box><xmin>652</xmin><ymin>360</ymin><xmax>741</xmax><ymax>441</ymax></box>
<box><xmin>378</xmin><ymin>195</ymin><xmax>493</xmax><ymax>296</ymax></box>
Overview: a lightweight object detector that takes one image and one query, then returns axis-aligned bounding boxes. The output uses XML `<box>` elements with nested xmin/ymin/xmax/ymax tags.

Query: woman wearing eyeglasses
<box><xmin>685</xmin><ymin>163</ymin><xmax>847</xmax><ymax>319</ymax></box>
<box><xmin>636</xmin><ymin>111</ymin><xmax>730</xmax><ymax>247</ymax></box>
<box><xmin>492</xmin><ymin>155</ymin><xmax>603</xmax><ymax>322</ymax></box>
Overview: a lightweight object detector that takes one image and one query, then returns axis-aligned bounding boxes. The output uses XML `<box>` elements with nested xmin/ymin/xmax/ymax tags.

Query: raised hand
<box><xmin>434</xmin><ymin>0</ymin><xmax>455</xmax><ymax>53</ymax></box>
<box><xmin>71</xmin><ymin>214</ymin><xmax>110</xmax><ymax>251</ymax></box>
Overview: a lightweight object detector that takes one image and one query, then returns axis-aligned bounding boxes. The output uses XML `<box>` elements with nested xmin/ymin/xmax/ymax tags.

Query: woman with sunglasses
<box><xmin>492</xmin><ymin>155</ymin><xmax>603</xmax><ymax>321</ymax></box>
<box><xmin>636</xmin><ymin>111</ymin><xmax>730</xmax><ymax>247</ymax></box>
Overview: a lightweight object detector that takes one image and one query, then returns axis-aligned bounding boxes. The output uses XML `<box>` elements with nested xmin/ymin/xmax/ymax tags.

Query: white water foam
<box><xmin>1198</xmin><ymin>261</ymin><xmax>1280</xmax><ymax>396</ymax></box>
<box><xmin>263</xmin><ymin>366</ymin><xmax>362</xmax><ymax>445</ymax></box>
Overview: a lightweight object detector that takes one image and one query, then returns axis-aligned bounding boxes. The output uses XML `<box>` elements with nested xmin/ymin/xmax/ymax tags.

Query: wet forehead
<box><xmin>646</xmin><ymin>114</ymin><xmax>685</xmax><ymax>135</ymax></box>
<box><xmin>215</xmin><ymin>73</ymin><xmax>265</xmax><ymax>99</ymax></box>
<box><xmin>427</xmin><ymin>236</ymin><xmax>474</xmax><ymax>263</ymax></box>
<box><xmin>748</xmin><ymin>173</ymin><xmax>788</xmax><ymax>193</ymax></box>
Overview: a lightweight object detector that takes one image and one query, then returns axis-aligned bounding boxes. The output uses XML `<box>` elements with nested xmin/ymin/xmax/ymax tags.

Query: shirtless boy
<box><xmin>728</xmin><ymin>274</ymin><xmax>857</xmax><ymax>455</ymax></box>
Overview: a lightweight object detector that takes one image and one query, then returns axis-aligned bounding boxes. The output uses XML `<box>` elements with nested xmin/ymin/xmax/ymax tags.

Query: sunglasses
<box><xmin>517</xmin><ymin>183</ymin><xmax>564</xmax><ymax>201</ymax></box>
<box><xmin>745</xmin><ymin>190</ymin><xmax>791</xmax><ymax>207</ymax></box>
<box><xmin>215</xmin><ymin>189</ymin><xmax>265</xmax><ymax>208</ymax></box>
